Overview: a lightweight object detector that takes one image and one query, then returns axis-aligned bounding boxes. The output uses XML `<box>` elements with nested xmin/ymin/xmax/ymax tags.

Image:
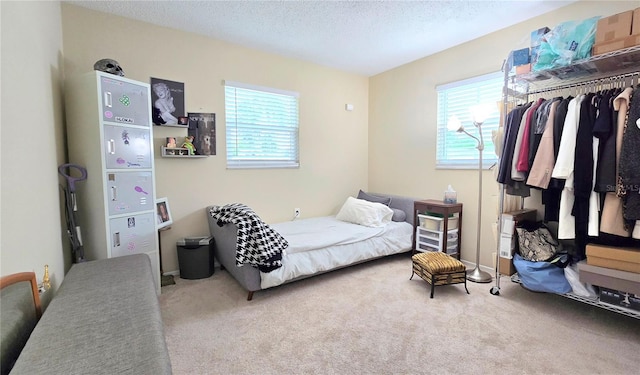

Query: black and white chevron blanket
<box><xmin>209</xmin><ymin>203</ymin><xmax>287</xmax><ymax>272</ymax></box>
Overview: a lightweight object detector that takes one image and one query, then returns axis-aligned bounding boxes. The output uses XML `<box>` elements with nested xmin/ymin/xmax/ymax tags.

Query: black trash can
<box><xmin>177</xmin><ymin>236</ymin><xmax>214</xmax><ymax>279</ymax></box>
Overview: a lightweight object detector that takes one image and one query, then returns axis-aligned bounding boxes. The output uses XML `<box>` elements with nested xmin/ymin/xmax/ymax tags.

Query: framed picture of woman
<box><xmin>156</xmin><ymin>197</ymin><xmax>173</xmax><ymax>229</ymax></box>
<box><xmin>150</xmin><ymin>77</ymin><xmax>185</xmax><ymax>127</ymax></box>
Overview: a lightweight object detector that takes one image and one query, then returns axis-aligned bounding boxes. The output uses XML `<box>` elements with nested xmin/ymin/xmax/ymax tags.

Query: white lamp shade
<box><xmin>469</xmin><ymin>103</ymin><xmax>495</xmax><ymax>124</ymax></box>
<box><xmin>447</xmin><ymin>115</ymin><xmax>463</xmax><ymax>132</ymax></box>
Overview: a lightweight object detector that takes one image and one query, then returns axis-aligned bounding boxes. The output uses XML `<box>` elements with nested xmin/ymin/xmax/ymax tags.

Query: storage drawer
<box><xmin>417</xmin><ymin>227</ymin><xmax>458</xmax><ymax>241</ymax></box>
<box><xmin>417</xmin><ymin>235</ymin><xmax>458</xmax><ymax>248</ymax></box>
<box><xmin>416</xmin><ymin>240</ymin><xmax>459</xmax><ymax>254</ymax></box>
<box><xmin>418</xmin><ymin>214</ymin><xmax>458</xmax><ymax>231</ymax></box>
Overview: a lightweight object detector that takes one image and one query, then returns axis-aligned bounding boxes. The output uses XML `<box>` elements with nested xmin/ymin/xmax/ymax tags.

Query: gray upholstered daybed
<box><xmin>207</xmin><ymin>192</ymin><xmax>416</xmax><ymax>300</ymax></box>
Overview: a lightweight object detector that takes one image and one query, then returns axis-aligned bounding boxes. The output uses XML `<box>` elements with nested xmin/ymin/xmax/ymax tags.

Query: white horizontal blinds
<box><xmin>224</xmin><ymin>81</ymin><xmax>300</xmax><ymax>169</ymax></box>
<box><xmin>436</xmin><ymin>72</ymin><xmax>503</xmax><ymax>169</ymax></box>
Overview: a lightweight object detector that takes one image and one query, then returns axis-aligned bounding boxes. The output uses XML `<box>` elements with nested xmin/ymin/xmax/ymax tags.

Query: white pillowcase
<box><xmin>335</xmin><ymin>196</ymin><xmax>393</xmax><ymax>227</ymax></box>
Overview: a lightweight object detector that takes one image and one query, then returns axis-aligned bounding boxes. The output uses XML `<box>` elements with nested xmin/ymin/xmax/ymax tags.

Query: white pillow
<box><xmin>335</xmin><ymin>196</ymin><xmax>393</xmax><ymax>227</ymax></box>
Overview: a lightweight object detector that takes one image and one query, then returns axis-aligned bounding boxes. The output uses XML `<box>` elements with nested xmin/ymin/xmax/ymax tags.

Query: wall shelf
<box><xmin>160</xmin><ymin>146</ymin><xmax>208</xmax><ymax>158</ymax></box>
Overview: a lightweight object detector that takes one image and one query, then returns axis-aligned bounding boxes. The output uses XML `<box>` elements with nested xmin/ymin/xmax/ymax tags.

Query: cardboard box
<box><xmin>499</xmin><ymin>254</ymin><xmax>516</xmax><ymax>276</ymax></box>
<box><xmin>633</xmin><ymin>8</ymin><xmax>640</xmax><ymax>35</ymax></box>
<box><xmin>578</xmin><ymin>261</ymin><xmax>640</xmax><ymax>295</ymax></box>
<box><xmin>599</xmin><ymin>287</ymin><xmax>640</xmax><ymax>312</ymax></box>
<box><xmin>592</xmin><ymin>34</ymin><xmax>640</xmax><ymax>55</ymax></box>
<box><xmin>500</xmin><ymin>209</ymin><xmax>537</xmax><ymax>236</ymax></box>
<box><xmin>511</xmin><ymin>48</ymin><xmax>530</xmax><ymax>66</ymax></box>
<box><xmin>595</xmin><ymin>10</ymin><xmax>633</xmax><ymax>44</ymax></box>
<box><xmin>497</xmin><ymin>209</ymin><xmax>537</xmax><ymax>276</ymax></box>
<box><xmin>516</xmin><ymin>63</ymin><xmax>531</xmax><ymax>75</ymax></box>
<box><xmin>586</xmin><ymin>244</ymin><xmax>640</xmax><ymax>273</ymax></box>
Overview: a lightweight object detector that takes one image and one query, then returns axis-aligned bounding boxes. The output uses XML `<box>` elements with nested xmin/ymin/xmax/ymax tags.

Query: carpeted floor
<box><xmin>159</xmin><ymin>253</ymin><xmax>639</xmax><ymax>375</ymax></box>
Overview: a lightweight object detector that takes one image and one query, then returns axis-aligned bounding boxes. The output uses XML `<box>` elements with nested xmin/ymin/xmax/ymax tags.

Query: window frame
<box><xmin>224</xmin><ymin>80</ymin><xmax>300</xmax><ymax>169</ymax></box>
<box><xmin>435</xmin><ymin>71</ymin><xmax>503</xmax><ymax>170</ymax></box>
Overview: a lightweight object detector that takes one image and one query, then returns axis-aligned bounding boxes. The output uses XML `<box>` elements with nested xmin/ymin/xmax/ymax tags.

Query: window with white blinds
<box><xmin>224</xmin><ymin>81</ymin><xmax>300</xmax><ymax>169</ymax></box>
<box><xmin>436</xmin><ymin>72</ymin><xmax>503</xmax><ymax>169</ymax></box>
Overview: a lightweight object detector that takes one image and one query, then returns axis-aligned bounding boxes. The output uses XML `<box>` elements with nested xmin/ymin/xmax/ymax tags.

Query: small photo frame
<box><xmin>156</xmin><ymin>197</ymin><xmax>173</xmax><ymax>229</ymax></box>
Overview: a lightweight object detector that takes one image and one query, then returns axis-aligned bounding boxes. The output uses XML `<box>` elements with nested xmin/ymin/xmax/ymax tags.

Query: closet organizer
<box><xmin>491</xmin><ymin>45</ymin><xmax>640</xmax><ymax>319</ymax></box>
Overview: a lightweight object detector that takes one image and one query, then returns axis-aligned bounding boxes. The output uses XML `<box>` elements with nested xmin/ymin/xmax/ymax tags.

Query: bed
<box><xmin>206</xmin><ymin>192</ymin><xmax>417</xmax><ymax>300</ymax></box>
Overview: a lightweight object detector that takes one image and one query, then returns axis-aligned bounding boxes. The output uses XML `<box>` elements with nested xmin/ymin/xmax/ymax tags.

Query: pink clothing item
<box><xmin>527</xmin><ymin>100</ymin><xmax>559</xmax><ymax>189</ymax></box>
<box><xmin>516</xmin><ymin>98</ymin><xmax>545</xmax><ymax>172</ymax></box>
<box><xmin>510</xmin><ymin>106</ymin><xmax>533</xmax><ymax>181</ymax></box>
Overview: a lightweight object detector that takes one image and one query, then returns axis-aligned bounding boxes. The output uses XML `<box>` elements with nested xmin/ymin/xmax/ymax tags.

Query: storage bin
<box><xmin>418</xmin><ymin>214</ymin><xmax>459</xmax><ymax>231</ymax></box>
<box><xmin>418</xmin><ymin>235</ymin><xmax>458</xmax><ymax>249</ymax></box>
<box><xmin>420</xmin><ymin>229</ymin><xmax>458</xmax><ymax>242</ymax></box>
<box><xmin>177</xmin><ymin>236</ymin><xmax>215</xmax><ymax>279</ymax></box>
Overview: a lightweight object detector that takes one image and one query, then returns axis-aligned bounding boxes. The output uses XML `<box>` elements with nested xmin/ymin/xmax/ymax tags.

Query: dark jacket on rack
<box><xmin>543</xmin><ymin>96</ymin><xmax>572</xmax><ymax>222</ymax></box>
<box><xmin>572</xmin><ymin>93</ymin><xmax>597</xmax><ymax>259</ymax></box>
<box><xmin>619</xmin><ymin>85</ymin><xmax>640</xmax><ymax>222</ymax></box>
<box><xmin>594</xmin><ymin>89</ymin><xmax>620</xmax><ymax>193</ymax></box>
<box><xmin>497</xmin><ymin>103</ymin><xmax>531</xmax><ymax>185</ymax></box>
<box><xmin>600</xmin><ymin>87</ymin><xmax>633</xmax><ymax>238</ymax></box>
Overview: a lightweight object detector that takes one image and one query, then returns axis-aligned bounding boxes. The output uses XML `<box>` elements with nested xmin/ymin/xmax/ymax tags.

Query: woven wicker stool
<box><xmin>410</xmin><ymin>252</ymin><xmax>469</xmax><ymax>298</ymax></box>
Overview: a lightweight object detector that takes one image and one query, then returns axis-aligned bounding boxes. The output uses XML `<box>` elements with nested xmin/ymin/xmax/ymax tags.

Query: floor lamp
<box><xmin>448</xmin><ymin>106</ymin><xmax>493</xmax><ymax>283</ymax></box>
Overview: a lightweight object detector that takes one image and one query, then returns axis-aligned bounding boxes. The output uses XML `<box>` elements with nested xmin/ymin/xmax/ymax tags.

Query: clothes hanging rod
<box><xmin>525</xmin><ymin>71</ymin><xmax>639</xmax><ymax>95</ymax></box>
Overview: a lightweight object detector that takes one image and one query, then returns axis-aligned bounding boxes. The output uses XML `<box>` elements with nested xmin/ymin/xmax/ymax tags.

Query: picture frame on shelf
<box><xmin>156</xmin><ymin>197</ymin><xmax>173</xmax><ymax>229</ymax></box>
<box><xmin>166</xmin><ymin>137</ymin><xmax>177</xmax><ymax>148</ymax></box>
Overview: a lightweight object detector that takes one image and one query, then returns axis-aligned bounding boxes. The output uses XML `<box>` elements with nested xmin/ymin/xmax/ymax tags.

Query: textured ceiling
<box><xmin>67</xmin><ymin>0</ymin><xmax>577</xmax><ymax>76</ymax></box>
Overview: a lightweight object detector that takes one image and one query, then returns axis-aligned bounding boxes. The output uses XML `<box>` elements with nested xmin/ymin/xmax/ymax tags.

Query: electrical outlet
<box><xmin>294</xmin><ymin>208</ymin><xmax>301</xmax><ymax>218</ymax></box>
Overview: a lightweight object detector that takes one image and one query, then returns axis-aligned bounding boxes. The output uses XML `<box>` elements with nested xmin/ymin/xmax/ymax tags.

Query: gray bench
<box><xmin>9</xmin><ymin>254</ymin><xmax>172</xmax><ymax>374</ymax></box>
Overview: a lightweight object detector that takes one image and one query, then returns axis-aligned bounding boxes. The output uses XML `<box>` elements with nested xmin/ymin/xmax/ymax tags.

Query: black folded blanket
<box><xmin>210</xmin><ymin>203</ymin><xmax>287</xmax><ymax>272</ymax></box>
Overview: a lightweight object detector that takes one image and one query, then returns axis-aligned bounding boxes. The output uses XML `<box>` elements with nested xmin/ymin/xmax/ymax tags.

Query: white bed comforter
<box><xmin>260</xmin><ymin>216</ymin><xmax>412</xmax><ymax>289</ymax></box>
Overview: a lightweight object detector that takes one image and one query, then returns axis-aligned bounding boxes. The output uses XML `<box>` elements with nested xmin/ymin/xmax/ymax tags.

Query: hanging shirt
<box><xmin>543</xmin><ymin>96</ymin><xmax>572</xmax><ymax>223</ymax></box>
<box><xmin>594</xmin><ymin>89</ymin><xmax>619</xmax><ymax>193</ymax></box>
<box><xmin>511</xmin><ymin>106</ymin><xmax>535</xmax><ymax>181</ymax></box>
<box><xmin>572</xmin><ymin>93</ymin><xmax>598</xmax><ymax>257</ymax></box>
<box><xmin>516</xmin><ymin>98</ymin><xmax>546</xmax><ymax>173</ymax></box>
<box><xmin>528</xmin><ymin>98</ymin><xmax>558</xmax><ymax>170</ymax></box>
<box><xmin>497</xmin><ymin>103</ymin><xmax>531</xmax><ymax>185</ymax></box>
<box><xmin>527</xmin><ymin>99</ymin><xmax>560</xmax><ymax>189</ymax></box>
<box><xmin>552</xmin><ymin>95</ymin><xmax>585</xmax><ymax>239</ymax></box>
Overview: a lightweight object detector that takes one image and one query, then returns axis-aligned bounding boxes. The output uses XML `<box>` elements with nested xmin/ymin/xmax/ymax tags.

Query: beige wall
<box><xmin>2</xmin><ymin>1</ymin><xmax>636</xmax><ymax>286</ymax></box>
<box><xmin>60</xmin><ymin>4</ymin><xmax>370</xmax><ymax>274</ymax></box>
<box><xmin>1</xmin><ymin>1</ymin><xmax>67</xmax><ymax>289</ymax></box>
<box><xmin>369</xmin><ymin>1</ymin><xmax>637</xmax><ymax>268</ymax></box>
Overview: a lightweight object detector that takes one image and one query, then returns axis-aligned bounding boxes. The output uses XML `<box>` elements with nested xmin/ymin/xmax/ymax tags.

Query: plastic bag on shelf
<box><xmin>533</xmin><ymin>16</ymin><xmax>600</xmax><ymax>72</ymax></box>
<box><xmin>564</xmin><ymin>264</ymin><xmax>597</xmax><ymax>298</ymax></box>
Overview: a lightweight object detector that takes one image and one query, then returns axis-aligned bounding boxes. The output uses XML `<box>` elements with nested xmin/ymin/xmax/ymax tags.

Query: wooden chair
<box><xmin>0</xmin><ymin>272</ymin><xmax>42</xmax><ymax>374</ymax></box>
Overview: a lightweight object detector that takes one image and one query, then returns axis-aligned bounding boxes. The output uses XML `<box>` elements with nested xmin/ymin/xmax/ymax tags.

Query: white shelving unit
<box><xmin>492</xmin><ymin>45</ymin><xmax>640</xmax><ymax>320</ymax></box>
